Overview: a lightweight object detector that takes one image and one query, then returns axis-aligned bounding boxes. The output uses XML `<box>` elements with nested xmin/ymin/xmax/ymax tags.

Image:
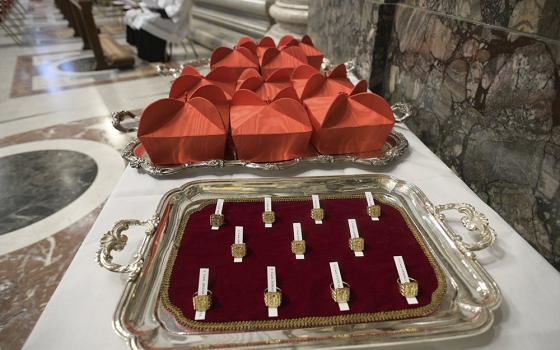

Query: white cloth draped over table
<box><xmin>22</xmin><ymin>77</ymin><xmax>560</xmax><ymax>350</ymax></box>
<box><xmin>22</xmin><ymin>124</ymin><xmax>560</xmax><ymax>350</ymax></box>
<box><xmin>124</xmin><ymin>0</ymin><xmax>193</xmax><ymax>43</ymax></box>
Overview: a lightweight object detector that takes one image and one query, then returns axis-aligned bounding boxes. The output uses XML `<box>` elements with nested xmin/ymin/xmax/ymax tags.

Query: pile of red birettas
<box><xmin>137</xmin><ymin>35</ymin><xmax>395</xmax><ymax>165</ymax></box>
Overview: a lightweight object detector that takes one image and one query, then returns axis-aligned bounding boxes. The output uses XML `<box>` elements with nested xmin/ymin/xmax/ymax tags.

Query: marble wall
<box><xmin>309</xmin><ymin>0</ymin><xmax>560</xmax><ymax>269</ymax></box>
<box><xmin>399</xmin><ymin>0</ymin><xmax>560</xmax><ymax>40</ymax></box>
<box><xmin>308</xmin><ymin>0</ymin><xmax>382</xmax><ymax>81</ymax></box>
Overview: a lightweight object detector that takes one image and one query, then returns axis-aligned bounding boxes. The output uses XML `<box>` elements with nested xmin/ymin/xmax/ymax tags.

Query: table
<box><xmin>23</xmin><ymin>123</ymin><xmax>560</xmax><ymax>350</ymax></box>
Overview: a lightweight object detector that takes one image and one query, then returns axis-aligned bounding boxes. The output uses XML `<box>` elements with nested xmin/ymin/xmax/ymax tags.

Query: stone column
<box><xmin>266</xmin><ymin>0</ymin><xmax>309</xmax><ymax>40</ymax></box>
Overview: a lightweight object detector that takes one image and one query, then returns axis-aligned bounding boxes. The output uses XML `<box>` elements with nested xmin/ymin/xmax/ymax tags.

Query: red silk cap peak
<box><xmin>169</xmin><ymin>66</ymin><xmax>237</xmax><ymax>101</ymax></box>
<box><xmin>304</xmin><ymin>92</ymin><xmax>395</xmax><ymax>154</ymax></box>
<box><xmin>138</xmin><ymin>97</ymin><xmax>227</xmax><ymax>164</ymax></box>
<box><xmin>210</xmin><ymin>46</ymin><xmax>259</xmax><ymax>78</ymax></box>
<box><xmin>230</xmin><ymin>90</ymin><xmax>312</xmax><ymax>162</ymax></box>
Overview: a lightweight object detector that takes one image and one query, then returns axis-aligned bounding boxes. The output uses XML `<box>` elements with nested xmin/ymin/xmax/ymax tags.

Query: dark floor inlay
<box><xmin>58</xmin><ymin>57</ymin><xmax>98</xmax><ymax>73</ymax></box>
<box><xmin>0</xmin><ymin>150</ymin><xmax>98</xmax><ymax>235</ymax></box>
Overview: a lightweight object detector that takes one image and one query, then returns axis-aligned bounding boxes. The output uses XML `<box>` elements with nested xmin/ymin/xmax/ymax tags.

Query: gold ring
<box><xmin>192</xmin><ymin>290</ymin><xmax>213</xmax><ymax>312</ymax></box>
<box><xmin>367</xmin><ymin>204</ymin><xmax>381</xmax><ymax>219</ymax></box>
<box><xmin>291</xmin><ymin>239</ymin><xmax>306</xmax><ymax>255</ymax></box>
<box><xmin>397</xmin><ymin>278</ymin><xmax>418</xmax><ymax>298</ymax></box>
<box><xmin>262</xmin><ymin>210</ymin><xmax>276</xmax><ymax>225</ymax></box>
<box><xmin>310</xmin><ymin>207</ymin><xmax>324</xmax><ymax>221</ymax></box>
<box><xmin>231</xmin><ymin>243</ymin><xmax>246</xmax><ymax>258</ymax></box>
<box><xmin>264</xmin><ymin>288</ymin><xmax>282</xmax><ymax>308</ymax></box>
<box><xmin>210</xmin><ymin>213</ymin><xmax>224</xmax><ymax>227</ymax></box>
<box><xmin>330</xmin><ymin>282</ymin><xmax>350</xmax><ymax>303</ymax></box>
<box><xmin>348</xmin><ymin>237</ymin><xmax>364</xmax><ymax>252</ymax></box>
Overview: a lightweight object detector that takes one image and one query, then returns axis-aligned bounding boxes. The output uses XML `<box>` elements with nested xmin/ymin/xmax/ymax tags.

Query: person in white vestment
<box><xmin>124</xmin><ymin>0</ymin><xmax>189</xmax><ymax>62</ymax></box>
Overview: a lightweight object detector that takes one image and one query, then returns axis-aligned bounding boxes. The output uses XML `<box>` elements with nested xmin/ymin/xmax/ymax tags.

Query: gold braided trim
<box><xmin>159</xmin><ymin>193</ymin><xmax>447</xmax><ymax>332</ymax></box>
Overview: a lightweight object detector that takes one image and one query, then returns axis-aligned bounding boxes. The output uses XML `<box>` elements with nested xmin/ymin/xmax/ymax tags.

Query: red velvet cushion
<box><xmin>162</xmin><ymin>195</ymin><xmax>445</xmax><ymax>331</ymax></box>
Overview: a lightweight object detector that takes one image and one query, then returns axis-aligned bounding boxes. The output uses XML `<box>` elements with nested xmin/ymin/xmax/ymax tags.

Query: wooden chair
<box><xmin>69</xmin><ymin>0</ymin><xmax>134</xmax><ymax>70</ymax></box>
<box><xmin>1</xmin><ymin>0</ymin><xmax>24</xmax><ymax>44</ymax></box>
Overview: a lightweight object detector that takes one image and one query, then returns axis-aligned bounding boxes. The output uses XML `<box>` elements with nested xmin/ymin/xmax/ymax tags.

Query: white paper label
<box><xmin>311</xmin><ymin>194</ymin><xmax>322</xmax><ymax>224</ymax></box>
<box><xmin>267</xmin><ymin>266</ymin><xmax>277</xmax><ymax>292</ymax></box>
<box><xmin>393</xmin><ymin>256</ymin><xmax>418</xmax><ymax>305</ymax></box>
<box><xmin>365</xmin><ymin>192</ymin><xmax>375</xmax><ymax>206</ymax></box>
<box><xmin>293</xmin><ymin>223</ymin><xmax>303</xmax><ymax>240</ymax></box>
<box><xmin>235</xmin><ymin>226</ymin><xmax>243</xmax><ymax>244</ymax></box>
<box><xmin>195</xmin><ymin>268</ymin><xmax>209</xmax><ymax>320</ymax></box>
<box><xmin>365</xmin><ymin>192</ymin><xmax>379</xmax><ymax>221</ymax></box>
<box><xmin>329</xmin><ymin>262</ymin><xmax>349</xmax><ymax>311</ymax></box>
<box><xmin>312</xmin><ymin>195</ymin><xmax>320</xmax><ymax>208</ymax></box>
<box><xmin>211</xmin><ymin>199</ymin><xmax>224</xmax><ymax>230</ymax></box>
<box><xmin>264</xmin><ymin>196</ymin><xmax>272</xmax><ymax>211</ymax></box>
<box><xmin>292</xmin><ymin>223</ymin><xmax>304</xmax><ymax>260</ymax></box>
<box><xmin>264</xmin><ymin>197</ymin><xmax>272</xmax><ymax>227</ymax></box>
<box><xmin>267</xmin><ymin>266</ymin><xmax>278</xmax><ymax>317</ymax></box>
<box><xmin>215</xmin><ymin>199</ymin><xmax>224</xmax><ymax>215</ymax></box>
<box><xmin>234</xmin><ymin>226</ymin><xmax>243</xmax><ymax>263</ymax></box>
<box><xmin>348</xmin><ymin>219</ymin><xmax>359</xmax><ymax>238</ymax></box>
<box><xmin>348</xmin><ymin>219</ymin><xmax>364</xmax><ymax>257</ymax></box>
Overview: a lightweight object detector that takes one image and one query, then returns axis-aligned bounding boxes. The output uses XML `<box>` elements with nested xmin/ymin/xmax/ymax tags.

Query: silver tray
<box><xmin>96</xmin><ymin>175</ymin><xmax>500</xmax><ymax>349</ymax></box>
<box><xmin>113</xmin><ymin>57</ymin><xmax>413</xmax><ymax>177</ymax></box>
<box><xmin>114</xmin><ymin>103</ymin><xmax>413</xmax><ymax>176</ymax></box>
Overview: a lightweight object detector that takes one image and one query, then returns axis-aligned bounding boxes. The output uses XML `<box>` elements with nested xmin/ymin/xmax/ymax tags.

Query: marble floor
<box><xmin>0</xmin><ymin>1</ymin><xmax>210</xmax><ymax>348</ymax></box>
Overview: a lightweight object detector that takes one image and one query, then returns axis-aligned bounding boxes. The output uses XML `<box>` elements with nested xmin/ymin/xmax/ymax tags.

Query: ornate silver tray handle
<box><xmin>95</xmin><ymin>216</ymin><xmax>160</xmax><ymax>282</ymax></box>
<box><xmin>96</xmin><ymin>175</ymin><xmax>501</xmax><ymax>350</ymax></box>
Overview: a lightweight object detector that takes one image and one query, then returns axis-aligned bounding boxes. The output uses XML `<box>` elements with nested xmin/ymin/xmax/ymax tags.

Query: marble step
<box><xmin>191</xmin><ymin>19</ymin><xmax>259</xmax><ymax>49</ymax></box>
<box><xmin>195</xmin><ymin>0</ymin><xmax>272</xmax><ymax>18</ymax></box>
<box><xmin>192</xmin><ymin>7</ymin><xmax>270</xmax><ymax>37</ymax></box>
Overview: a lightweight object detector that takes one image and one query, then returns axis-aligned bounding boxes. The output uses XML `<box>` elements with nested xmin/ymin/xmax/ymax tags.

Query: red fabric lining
<box><xmin>166</xmin><ymin>196</ymin><xmax>441</xmax><ymax>326</ymax></box>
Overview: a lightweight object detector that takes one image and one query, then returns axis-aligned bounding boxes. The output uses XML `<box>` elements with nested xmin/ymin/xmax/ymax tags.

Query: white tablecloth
<box><xmin>23</xmin><ymin>124</ymin><xmax>560</xmax><ymax>349</ymax></box>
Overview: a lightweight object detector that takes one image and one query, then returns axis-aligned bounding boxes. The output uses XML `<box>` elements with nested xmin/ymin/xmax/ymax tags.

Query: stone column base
<box><xmin>266</xmin><ymin>0</ymin><xmax>308</xmax><ymax>40</ymax></box>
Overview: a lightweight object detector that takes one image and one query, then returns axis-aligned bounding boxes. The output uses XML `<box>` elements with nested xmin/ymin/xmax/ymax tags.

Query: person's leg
<box><xmin>126</xmin><ymin>25</ymin><xmax>137</xmax><ymax>46</ymax></box>
<box><xmin>136</xmin><ymin>29</ymin><xmax>167</xmax><ymax>62</ymax></box>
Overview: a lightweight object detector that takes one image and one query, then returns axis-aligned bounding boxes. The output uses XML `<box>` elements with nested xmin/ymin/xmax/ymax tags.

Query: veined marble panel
<box><xmin>309</xmin><ymin>0</ymin><xmax>560</xmax><ymax>269</ymax></box>
<box><xmin>308</xmin><ymin>0</ymin><xmax>382</xmax><ymax>80</ymax></box>
<box><xmin>0</xmin><ymin>150</ymin><xmax>97</xmax><ymax>235</ymax></box>
<box><xmin>398</xmin><ymin>0</ymin><xmax>560</xmax><ymax>40</ymax></box>
<box><xmin>0</xmin><ymin>115</ymin><xmax>132</xmax><ymax>350</ymax></box>
<box><xmin>385</xmin><ymin>5</ymin><xmax>560</xmax><ymax>269</ymax></box>
<box><xmin>0</xmin><ymin>140</ymin><xmax>124</xmax><ymax>255</ymax></box>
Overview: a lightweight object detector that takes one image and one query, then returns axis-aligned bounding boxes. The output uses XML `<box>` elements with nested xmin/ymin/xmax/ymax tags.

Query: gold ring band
<box><xmin>210</xmin><ymin>213</ymin><xmax>224</xmax><ymax>227</ymax></box>
<box><xmin>291</xmin><ymin>239</ymin><xmax>306</xmax><ymax>255</ymax></box>
<box><xmin>262</xmin><ymin>210</ymin><xmax>276</xmax><ymax>225</ymax></box>
<box><xmin>330</xmin><ymin>281</ymin><xmax>350</xmax><ymax>303</ymax></box>
<box><xmin>397</xmin><ymin>278</ymin><xmax>418</xmax><ymax>298</ymax></box>
<box><xmin>367</xmin><ymin>204</ymin><xmax>381</xmax><ymax>219</ymax></box>
<box><xmin>311</xmin><ymin>207</ymin><xmax>324</xmax><ymax>221</ymax></box>
<box><xmin>264</xmin><ymin>288</ymin><xmax>282</xmax><ymax>308</ymax></box>
<box><xmin>192</xmin><ymin>290</ymin><xmax>213</xmax><ymax>312</ymax></box>
<box><xmin>231</xmin><ymin>243</ymin><xmax>246</xmax><ymax>258</ymax></box>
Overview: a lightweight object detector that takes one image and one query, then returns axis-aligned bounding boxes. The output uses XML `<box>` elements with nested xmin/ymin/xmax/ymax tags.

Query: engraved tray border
<box><xmin>121</xmin><ymin>130</ymin><xmax>409</xmax><ymax>176</ymax></box>
<box><xmin>97</xmin><ymin>175</ymin><xmax>501</xmax><ymax>349</ymax></box>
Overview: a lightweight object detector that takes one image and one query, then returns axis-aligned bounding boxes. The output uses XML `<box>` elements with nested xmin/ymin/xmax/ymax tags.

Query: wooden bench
<box><xmin>68</xmin><ymin>0</ymin><xmax>134</xmax><ymax>70</ymax></box>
